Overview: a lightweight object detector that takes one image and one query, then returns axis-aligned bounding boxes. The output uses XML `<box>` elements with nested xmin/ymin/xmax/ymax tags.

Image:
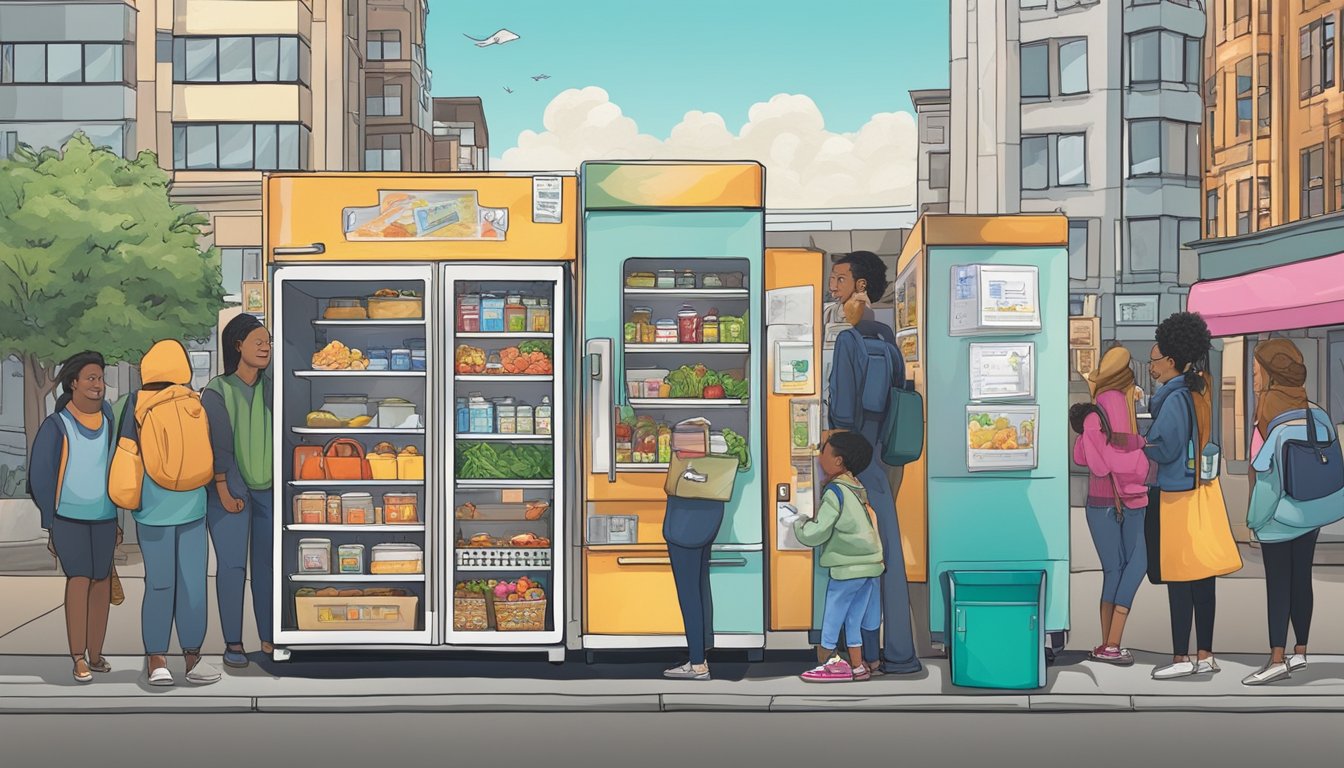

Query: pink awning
<box><xmin>1187</xmin><ymin>252</ymin><xmax>1344</xmax><ymax>336</ymax></box>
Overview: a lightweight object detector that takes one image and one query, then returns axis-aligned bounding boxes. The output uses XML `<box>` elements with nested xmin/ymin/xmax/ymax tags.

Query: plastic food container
<box><xmin>719</xmin><ymin>315</ymin><xmax>746</xmax><ymax>344</ymax></box>
<box><xmin>367</xmin><ymin>295</ymin><xmax>423</xmax><ymax>319</ymax></box>
<box><xmin>370</xmin><ymin>543</ymin><xmax>423</xmax><ymax>574</ymax></box>
<box><xmin>527</xmin><ymin>300</ymin><xmax>551</xmax><ymax>333</ymax></box>
<box><xmin>396</xmin><ymin>451</ymin><xmax>424</xmax><ymax>480</ymax></box>
<box><xmin>383</xmin><ymin>493</ymin><xmax>420</xmax><ymax>524</ymax></box>
<box><xmin>480</xmin><ymin>295</ymin><xmax>505</xmax><ymax>332</ymax></box>
<box><xmin>626</xmin><ymin>369</ymin><xmax>668</xmax><ymax>400</ymax></box>
<box><xmin>324</xmin><ymin>298</ymin><xmax>367</xmax><ymax>320</ymax></box>
<box><xmin>457</xmin><ymin>295</ymin><xmax>480</xmax><ymax>332</ymax></box>
<box><xmin>338</xmin><ymin>544</ymin><xmax>365</xmax><ymax>574</ymax></box>
<box><xmin>326</xmin><ymin>496</ymin><xmax>343</xmax><ymax>525</ymax></box>
<box><xmin>366</xmin><ymin>348</ymin><xmax>390</xmax><ymax>371</ymax></box>
<box><xmin>411</xmin><ymin>349</ymin><xmax>426</xmax><ymax>371</ymax></box>
<box><xmin>516</xmin><ymin>404</ymin><xmax>534</xmax><ymax>434</ymax></box>
<box><xmin>626</xmin><ymin>272</ymin><xmax>656</xmax><ymax>288</ymax></box>
<box><xmin>657</xmin><ymin>269</ymin><xmax>676</xmax><ymax>289</ymax></box>
<box><xmin>299</xmin><ymin>538</ymin><xmax>332</xmax><ymax>574</ymax></box>
<box><xmin>677</xmin><ymin>269</ymin><xmax>696</xmax><ymax>289</ymax></box>
<box><xmin>293</xmin><ymin>492</ymin><xmax>327</xmax><ymax>524</ymax></box>
<box><xmin>378</xmin><ymin>398</ymin><xmax>417</xmax><ymax>429</ymax></box>
<box><xmin>496</xmin><ymin>404</ymin><xmax>517</xmax><ymax>434</ymax></box>
<box><xmin>341</xmin><ymin>492</ymin><xmax>374</xmax><ymax>525</ymax></box>
<box><xmin>320</xmin><ymin>395</ymin><xmax>368</xmax><ymax>422</ymax></box>
<box><xmin>654</xmin><ymin>319</ymin><xmax>678</xmax><ymax>343</ymax></box>
<box><xmin>390</xmin><ymin>348</ymin><xmax>412</xmax><ymax>371</ymax></box>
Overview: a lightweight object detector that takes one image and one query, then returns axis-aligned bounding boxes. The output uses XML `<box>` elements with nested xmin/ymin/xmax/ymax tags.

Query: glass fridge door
<box><xmin>272</xmin><ymin>264</ymin><xmax>435</xmax><ymax>648</ymax></box>
<box><xmin>443</xmin><ymin>263</ymin><xmax>566</xmax><ymax>646</ymax></box>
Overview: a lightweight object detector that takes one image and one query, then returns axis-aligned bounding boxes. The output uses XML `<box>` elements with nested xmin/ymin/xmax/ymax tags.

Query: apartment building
<box><xmin>432</xmin><ymin>96</ymin><xmax>489</xmax><ymax>172</ymax></box>
<box><xmin>910</xmin><ymin>89</ymin><xmax>951</xmax><ymax>216</ymax></box>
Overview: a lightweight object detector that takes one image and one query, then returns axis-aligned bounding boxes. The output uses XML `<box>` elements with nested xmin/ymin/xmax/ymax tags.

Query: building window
<box><xmin>929</xmin><ymin>152</ymin><xmax>950</xmax><ymax>190</ymax></box>
<box><xmin>1235</xmin><ymin>179</ymin><xmax>1252</xmax><ymax>234</ymax></box>
<box><xmin>1206</xmin><ymin>189</ymin><xmax>1220</xmax><ymax>236</ymax></box>
<box><xmin>172</xmin><ymin>36</ymin><xmax>307</xmax><ymax>84</ymax></box>
<box><xmin>220</xmin><ymin>247</ymin><xmax>263</xmax><ymax>297</ymax></box>
<box><xmin>1127</xmin><ymin>218</ymin><xmax>1161</xmax><ymax>274</ymax></box>
<box><xmin>367</xmin><ymin>30</ymin><xmax>402</xmax><ymax>61</ymax></box>
<box><xmin>1258</xmin><ymin>176</ymin><xmax>1272</xmax><ymax>228</ymax></box>
<box><xmin>364</xmin><ymin>135</ymin><xmax>402</xmax><ymax>171</ymax></box>
<box><xmin>1021</xmin><ymin>41</ymin><xmax>1049</xmax><ymax>99</ymax></box>
<box><xmin>171</xmin><ymin>123</ymin><xmax>308</xmax><ymax>171</ymax></box>
<box><xmin>155</xmin><ymin>32</ymin><xmax>173</xmax><ymax>64</ymax></box>
<box><xmin>1058</xmin><ymin>39</ymin><xmax>1088</xmax><ymax>95</ymax></box>
<box><xmin>1257</xmin><ymin>55</ymin><xmax>1271</xmax><ymax>135</ymax></box>
<box><xmin>1299</xmin><ymin>16</ymin><xmax>1337</xmax><ymax>99</ymax></box>
<box><xmin>1129</xmin><ymin>30</ymin><xmax>1201</xmax><ymax>87</ymax></box>
<box><xmin>1128</xmin><ymin>119</ymin><xmax>1199</xmax><ymax>178</ymax></box>
<box><xmin>1236</xmin><ymin>57</ymin><xmax>1252</xmax><ymax>136</ymax></box>
<box><xmin>1335</xmin><ymin>140</ymin><xmax>1344</xmax><ymax>211</ymax></box>
<box><xmin>1056</xmin><ymin>133</ymin><xmax>1087</xmax><ymax>186</ymax></box>
<box><xmin>1206</xmin><ymin>75</ymin><xmax>1218</xmax><ymax>152</ymax></box>
<box><xmin>0</xmin><ymin>42</ymin><xmax>126</xmax><ymax>85</ymax></box>
<box><xmin>1021</xmin><ymin>136</ymin><xmax>1049</xmax><ymax>190</ymax></box>
<box><xmin>366</xmin><ymin>82</ymin><xmax>403</xmax><ymax>117</ymax></box>
<box><xmin>1301</xmin><ymin>143</ymin><xmax>1325</xmax><ymax>217</ymax></box>
<box><xmin>1068</xmin><ymin>220</ymin><xmax>1088</xmax><ymax>282</ymax></box>
<box><xmin>1235</xmin><ymin>0</ymin><xmax>1250</xmax><ymax>24</ymax></box>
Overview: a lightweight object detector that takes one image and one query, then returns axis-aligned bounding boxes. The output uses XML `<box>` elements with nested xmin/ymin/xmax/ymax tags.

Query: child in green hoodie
<box><xmin>791</xmin><ymin>431</ymin><xmax>885</xmax><ymax>682</ymax></box>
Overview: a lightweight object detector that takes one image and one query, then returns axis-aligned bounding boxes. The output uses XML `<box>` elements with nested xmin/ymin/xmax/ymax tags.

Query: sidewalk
<box><xmin>4</xmin><ymin>651</ymin><xmax>1344</xmax><ymax>714</ymax></box>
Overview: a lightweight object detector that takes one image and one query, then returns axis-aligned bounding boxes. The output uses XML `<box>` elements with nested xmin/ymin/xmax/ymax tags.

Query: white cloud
<box><xmin>495</xmin><ymin>87</ymin><xmax>917</xmax><ymax>208</ymax></box>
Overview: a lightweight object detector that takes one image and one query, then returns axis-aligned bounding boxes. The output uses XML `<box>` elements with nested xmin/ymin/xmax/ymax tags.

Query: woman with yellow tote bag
<box><xmin>1142</xmin><ymin>312</ymin><xmax>1241</xmax><ymax>681</ymax></box>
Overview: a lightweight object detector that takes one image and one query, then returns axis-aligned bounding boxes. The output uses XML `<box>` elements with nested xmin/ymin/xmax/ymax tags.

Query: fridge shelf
<box><xmin>615</xmin><ymin>463</ymin><xmax>669</xmax><ymax>472</ymax></box>
<box><xmin>623</xmin><ymin>288</ymin><xmax>749</xmax><ymax>298</ymax></box>
<box><xmin>291</xmin><ymin>427</ymin><xmax>426</xmax><ymax>435</ymax></box>
<box><xmin>287</xmin><ymin>524</ymin><xmax>426</xmax><ymax>532</ymax></box>
<box><xmin>455</xmin><ymin>434</ymin><xmax>553</xmax><ymax>442</ymax></box>
<box><xmin>455</xmin><ymin>375</ymin><xmax>554</xmax><ymax>382</ymax></box>
<box><xmin>624</xmin><ymin>344</ymin><xmax>749</xmax><ymax>353</ymax></box>
<box><xmin>456</xmin><ymin>332</ymin><xmax>553</xmax><ymax>339</ymax></box>
<box><xmin>288</xmin><ymin>480</ymin><xmax>424</xmax><ymax>488</ymax></box>
<box><xmin>627</xmin><ymin>398</ymin><xmax>747</xmax><ymax>408</ymax></box>
<box><xmin>312</xmin><ymin>319</ymin><xmax>427</xmax><ymax>327</ymax></box>
<box><xmin>455</xmin><ymin>565</ymin><xmax>554</xmax><ymax>573</ymax></box>
<box><xmin>456</xmin><ymin>549</ymin><xmax>553</xmax><ymax>569</ymax></box>
<box><xmin>288</xmin><ymin>574</ymin><xmax>425</xmax><ymax>583</ymax></box>
<box><xmin>456</xmin><ymin>479</ymin><xmax>554</xmax><ymax>489</ymax></box>
<box><xmin>295</xmin><ymin>370</ymin><xmax>426</xmax><ymax>378</ymax></box>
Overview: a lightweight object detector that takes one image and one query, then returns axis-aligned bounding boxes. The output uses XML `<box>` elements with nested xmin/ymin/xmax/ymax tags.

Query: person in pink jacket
<box><xmin>1072</xmin><ymin>346</ymin><xmax>1153</xmax><ymax>665</ymax></box>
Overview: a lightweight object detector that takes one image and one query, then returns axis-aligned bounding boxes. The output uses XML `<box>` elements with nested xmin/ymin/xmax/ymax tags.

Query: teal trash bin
<box><xmin>947</xmin><ymin>570</ymin><xmax>1047</xmax><ymax>690</ymax></box>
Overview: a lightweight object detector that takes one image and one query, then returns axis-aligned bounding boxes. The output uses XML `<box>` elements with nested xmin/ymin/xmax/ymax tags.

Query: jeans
<box><xmin>1262</xmin><ymin>528</ymin><xmax>1319</xmax><ymax>649</ymax></box>
<box><xmin>207</xmin><ymin>487</ymin><xmax>274</xmax><ymax>645</ymax></box>
<box><xmin>1168</xmin><ymin>577</ymin><xmax>1216</xmax><ymax>656</ymax></box>
<box><xmin>1085</xmin><ymin>505</ymin><xmax>1148</xmax><ymax>609</ymax></box>
<box><xmin>821</xmin><ymin>576</ymin><xmax>881</xmax><ymax>653</ymax></box>
<box><xmin>138</xmin><ymin>517</ymin><xmax>208</xmax><ymax>655</ymax></box>
<box><xmin>668</xmin><ymin>544</ymin><xmax>714</xmax><ymax>665</ymax></box>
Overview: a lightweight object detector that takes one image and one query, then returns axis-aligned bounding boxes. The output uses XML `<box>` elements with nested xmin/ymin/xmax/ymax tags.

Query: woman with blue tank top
<box><xmin>28</xmin><ymin>351</ymin><xmax>120</xmax><ymax>683</ymax></box>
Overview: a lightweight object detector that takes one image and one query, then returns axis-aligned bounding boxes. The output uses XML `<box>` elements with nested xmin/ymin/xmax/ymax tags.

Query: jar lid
<box><xmin>391</xmin><ymin>348</ymin><xmax>411</xmax><ymax>354</ymax></box>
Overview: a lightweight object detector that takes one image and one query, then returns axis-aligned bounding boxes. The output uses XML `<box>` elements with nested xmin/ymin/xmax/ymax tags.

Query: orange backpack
<box><xmin>134</xmin><ymin>385</ymin><xmax>214</xmax><ymax>491</ymax></box>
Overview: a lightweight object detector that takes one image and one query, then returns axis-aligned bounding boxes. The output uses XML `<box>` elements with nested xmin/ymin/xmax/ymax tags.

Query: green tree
<box><xmin>0</xmin><ymin>132</ymin><xmax>224</xmax><ymax>455</ymax></box>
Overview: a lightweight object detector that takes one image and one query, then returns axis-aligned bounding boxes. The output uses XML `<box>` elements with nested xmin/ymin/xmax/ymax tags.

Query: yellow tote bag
<box><xmin>108</xmin><ymin>436</ymin><xmax>144</xmax><ymax>511</ymax></box>
<box><xmin>1158</xmin><ymin>477</ymin><xmax>1242</xmax><ymax>581</ymax></box>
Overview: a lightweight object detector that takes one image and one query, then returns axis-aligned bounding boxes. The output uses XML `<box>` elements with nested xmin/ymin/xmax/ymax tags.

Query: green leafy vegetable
<box><xmin>518</xmin><ymin>340</ymin><xmax>552</xmax><ymax>357</ymax></box>
<box><xmin>720</xmin><ymin>428</ymin><xmax>751</xmax><ymax>473</ymax></box>
<box><xmin>719</xmin><ymin>373</ymin><xmax>749</xmax><ymax>399</ymax></box>
<box><xmin>457</xmin><ymin>442</ymin><xmax>553</xmax><ymax>480</ymax></box>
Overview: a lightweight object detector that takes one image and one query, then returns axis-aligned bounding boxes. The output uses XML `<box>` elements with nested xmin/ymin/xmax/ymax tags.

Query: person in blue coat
<box><xmin>28</xmin><ymin>351</ymin><xmax>120</xmax><ymax>683</ymax></box>
<box><xmin>826</xmin><ymin>251</ymin><xmax>922</xmax><ymax>676</ymax></box>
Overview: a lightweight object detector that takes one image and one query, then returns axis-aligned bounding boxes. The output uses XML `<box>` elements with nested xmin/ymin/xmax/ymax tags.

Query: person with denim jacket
<box><xmin>1242</xmin><ymin>340</ymin><xmax>1341</xmax><ymax>685</ymax></box>
<box><xmin>1143</xmin><ymin>312</ymin><xmax>1237</xmax><ymax>680</ymax></box>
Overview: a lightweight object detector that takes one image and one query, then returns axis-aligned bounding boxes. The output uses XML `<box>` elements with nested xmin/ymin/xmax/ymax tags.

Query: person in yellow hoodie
<box><xmin>119</xmin><ymin>340</ymin><xmax>220</xmax><ymax>687</ymax></box>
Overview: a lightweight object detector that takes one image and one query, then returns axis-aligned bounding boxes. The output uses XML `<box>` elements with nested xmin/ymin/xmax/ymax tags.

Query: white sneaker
<box><xmin>1242</xmin><ymin>662</ymin><xmax>1291</xmax><ymax>686</ymax></box>
<box><xmin>147</xmin><ymin>666</ymin><xmax>174</xmax><ymax>686</ymax></box>
<box><xmin>1288</xmin><ymin>653</ymin><xmax>1308</xmax><ymax>672</ymax></box>
<box><xmin>185</xmin><ymin>659</ymin><xmax>222</xmax><ymax>685</ymax></box>
<box><xmin>663</xmin><ymin>662</ymin><xmax>710</xmax><ymax>681</ymax></box>
<box><xmin>1152</xmin><ymin>661</ymin><xmax>1196</xmax><ymax>679</ymax></box>
<box><xmin>1195</xmin><ymin>656</ymin><xmax>1220</xmax><ymax>674</ymax></box>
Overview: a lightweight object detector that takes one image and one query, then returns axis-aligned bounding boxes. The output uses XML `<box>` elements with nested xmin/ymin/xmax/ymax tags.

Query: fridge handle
<box><xmin>586</xmin><ymin>338</ymin><xmax>615</xmax><ymax>482</ymax></box>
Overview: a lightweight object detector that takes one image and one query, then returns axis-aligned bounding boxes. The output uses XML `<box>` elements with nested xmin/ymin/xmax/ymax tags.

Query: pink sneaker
<box><xmin>1089</xmin><ymin>645</ymin><xmax>1133</xmax><ymax>666</ymax></box>
<box><xmin>801</xmin><ymin>657</ymin><xmax>854</xmax><ymax>683</ymax></box>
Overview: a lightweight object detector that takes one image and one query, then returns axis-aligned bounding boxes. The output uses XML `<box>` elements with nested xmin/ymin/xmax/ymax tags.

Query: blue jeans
<box><xmin>138</xmin><ymin>517</ymin><xmax>208</xmax><ymax>655</ymax></box>
<box><xmin>207</xmin><ymin>487</ymin><xmax>274</xmax><ymax>645</ymax></box>
<box><xmin>820</xmin><ymin>576</ymin><xmax>881</xmax><ymax>654</ymax></box>
<box><xmin>1085</xmin><ymin>504</ymin><xmax>1148</xmax><ymax>609</ymax></box>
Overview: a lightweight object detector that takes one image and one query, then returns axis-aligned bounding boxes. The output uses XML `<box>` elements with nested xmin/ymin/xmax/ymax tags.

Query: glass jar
<box><xmin>657</xmin><ymin>424</ymin><xmax>672</xmax><ymax>463</ymax></box>
<box><xmin>640</xmin><ymin>320</ymin><xmax>658</xmax><ymax>344</ymax></box>
<box><xmin>485</xmin><ymin>351</ymin><xmax>503</xmax><ymax>375</ymax></box>
<box><xmin>535</xmin><ymin>396</ymin><xmax>552</xmax><ymax>435</ymax></box>
<box><xmin>677</xmin><ymin>305</ymin><xmax>701</xmax><ymax>344</ymax></box>
<box><xmin>505</xmin><ymin>295</ymin><xmax>527</xmax><ymax>333</ymax></box>
<box><xmin>515</xmin><ymin>404</ymin><xmax>534</xmax><ymax>434</ymax></box>
<box><xmin>528</xmin><ymin>299</ymin><xmax>552</xmax><ymax>333</ymax></box>
<box><xmin>656</xmin><ymin>269</ymin><xmax>676</xmax><ymax>289</ymax></box>
<box><xmin>635</xmin><ymin>422</ymin><xmax>658</xmax><ymax>463</ymax></box>
<box><xmin>390</xmin><ymin>348</ymin><xmax>412</xmax><ymax>371</ymax></box>
<box><xmin>654</xmin><ymin>319</ymin><xmax>678</xmax><ymax>343</ymax></box>
<box><xmin>676</xmin><ymin>269</ymin><xmax>696</xmax><ymax>289</ymax></box>
<box><xmin>701</xmin><ymin>309</ymin><xmax>719</xmax><ymax>344</ymax></box>
<box><xmin>496</xmin><ymin>404</ymin><xmax>517</xmax><ymax>434</ymax></box>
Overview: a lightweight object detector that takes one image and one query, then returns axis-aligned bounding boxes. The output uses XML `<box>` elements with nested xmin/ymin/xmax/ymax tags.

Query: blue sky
<box><xmin>427</xmin><ymin>0</ymin><xmax>951</xmax><ymax>155</ymax></box>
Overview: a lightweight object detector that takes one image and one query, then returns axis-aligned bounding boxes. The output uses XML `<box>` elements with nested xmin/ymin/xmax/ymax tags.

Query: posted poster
<box><xmin>966</xmin><ymin>405</ymin><xmax>1039</xmax><ymax>472</ymax></box>
<box><xmin>532</xmin><ymin>176</ymin><xmax>563</xmax><ymax>224</ymax></box>
<box><xmin>969</xmin><ymin>342</ymin><xmax>1034</xmax><ymax>401</ymax></box>
<box><xmin>774</xmin><ymin>340</ymin><xmax>814</xmax><ymax>394</ymax></box>
<box><xmin>343</xmin><ymin>190</ymin><xmax>509</xmax><ymax>241</ymax></box>
<box><xmin>950</xmin><ymin>265</ymin><xmax>1042</xmax><ymax>335</ymax></box>
<box><xmin>897</xmin><ymin>329</ymin><xmax>919</xmax><ymax>363</ymax></box>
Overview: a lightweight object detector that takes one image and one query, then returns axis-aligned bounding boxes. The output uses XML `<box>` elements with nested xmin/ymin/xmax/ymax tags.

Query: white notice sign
<box><xmin>532</xmin><ymin>176</ymin><xmax>562</xmax><ymax>223</ymax></box>
<box><xmin>969</xmin><ymin>342</ymin><xmax>1035</xmax><ymax>401</ymax></box>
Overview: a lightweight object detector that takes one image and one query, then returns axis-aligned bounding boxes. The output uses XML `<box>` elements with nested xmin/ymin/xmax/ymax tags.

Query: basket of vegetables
<box><xmin>492</xmin><ymin>577</ymin><xmax>547</xmax><ymax>631</ymax></box>
<box><xmin>453</xmin><ymin>580</ymin><xmax>495</xmax><ymax>631</ymax></box>
<box><xmin>456</xmin><ymin>443</ymin><xmax>553</xmax><ymax>480</ymax></box>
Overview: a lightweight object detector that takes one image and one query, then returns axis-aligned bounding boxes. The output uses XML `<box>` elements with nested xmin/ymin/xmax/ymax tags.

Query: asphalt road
<box><xmin>3</xmin><ymin>712</ymin><xmax>1341</xmax><ymax>768</ymax></box>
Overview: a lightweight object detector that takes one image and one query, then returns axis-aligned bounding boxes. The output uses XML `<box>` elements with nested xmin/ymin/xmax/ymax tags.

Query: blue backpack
<box><xmin>838</xmin><ymin>328</ymin><xmax>924</xmax><ymax>466</ymax></box>
<box><xmin>1266</xmin><ymin>406</ymin><xmax>1344</xmax><ymax>503</ymax></box>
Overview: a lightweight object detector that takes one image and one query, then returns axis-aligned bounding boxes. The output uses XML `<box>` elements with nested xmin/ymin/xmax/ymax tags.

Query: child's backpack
<box><xmin>1266</xmin><ymin>406</ymin><xmax>1344</xmax><ymax>503</ymax></box>
<box><xmin>134</xmin><ymin>384</ymin><xmax>214</xmax><ymax>492</ymax></box>
<box><xmin>839</xmin><ymin>327</ymin><xmax>924</xmax><ymax>466</ymax></box>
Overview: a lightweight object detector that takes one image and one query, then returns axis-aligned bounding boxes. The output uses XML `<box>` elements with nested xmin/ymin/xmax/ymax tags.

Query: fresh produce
<box><xmin>663</xmin><ymin>364</ymin><xmax>747</xmax><ymax>399</ymax></box>
<box><xmin>457</xmin><ymin>442</ymin><xmax>553</xmax><ymax>479</ymax></box>
<box><xmin>312</xmin><ymin>340</ymin><xmax>368</xmax><ymax>370</ymax></box>
<box><xmin>719</xmin><ymin>373</ymin><xmax>749</xmax><ymax>399</ymax></box>
<box><xmin>518</xmin><ymin>340</ymin><xmax>552</xmax><ymax>357</ymax></box>
<box><xmin>666</xmin><ymin>364</ymin><xmax>710</xmax><ymax>398</ymax></box>
<box><xmin>456</xmin><ymin>345</ymin><xmax>486</xmax><ymax>374</ymax></box>
<box><xmin>458</xmin><ymin>579</ymin><xmax>545</xmax><ymax>601</ymax></box>
<box><xmin>500</xmin><ymin>345</ymin><xmax>552</xmax><ymax>375</ymax></box>
<box><xmin>720</xmin><ymin>428</ymin><xmax>751</xmax><ymax>472</ymax></box>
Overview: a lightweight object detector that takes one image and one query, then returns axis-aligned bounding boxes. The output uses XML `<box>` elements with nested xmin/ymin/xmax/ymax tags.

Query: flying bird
<box><xmin>531</xmin><ymin>74</ymin><xmax>550</xmax><ymax>81</ymax></box>
<box><xmin>503</xmin><ymin>86</ymin><xmax>514</xmax><ymax>94</ymax></box>
<box><xmin>464</xmin><ymin>29</ymin><xmax>520</xmax><ymax>48</ymax></box>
